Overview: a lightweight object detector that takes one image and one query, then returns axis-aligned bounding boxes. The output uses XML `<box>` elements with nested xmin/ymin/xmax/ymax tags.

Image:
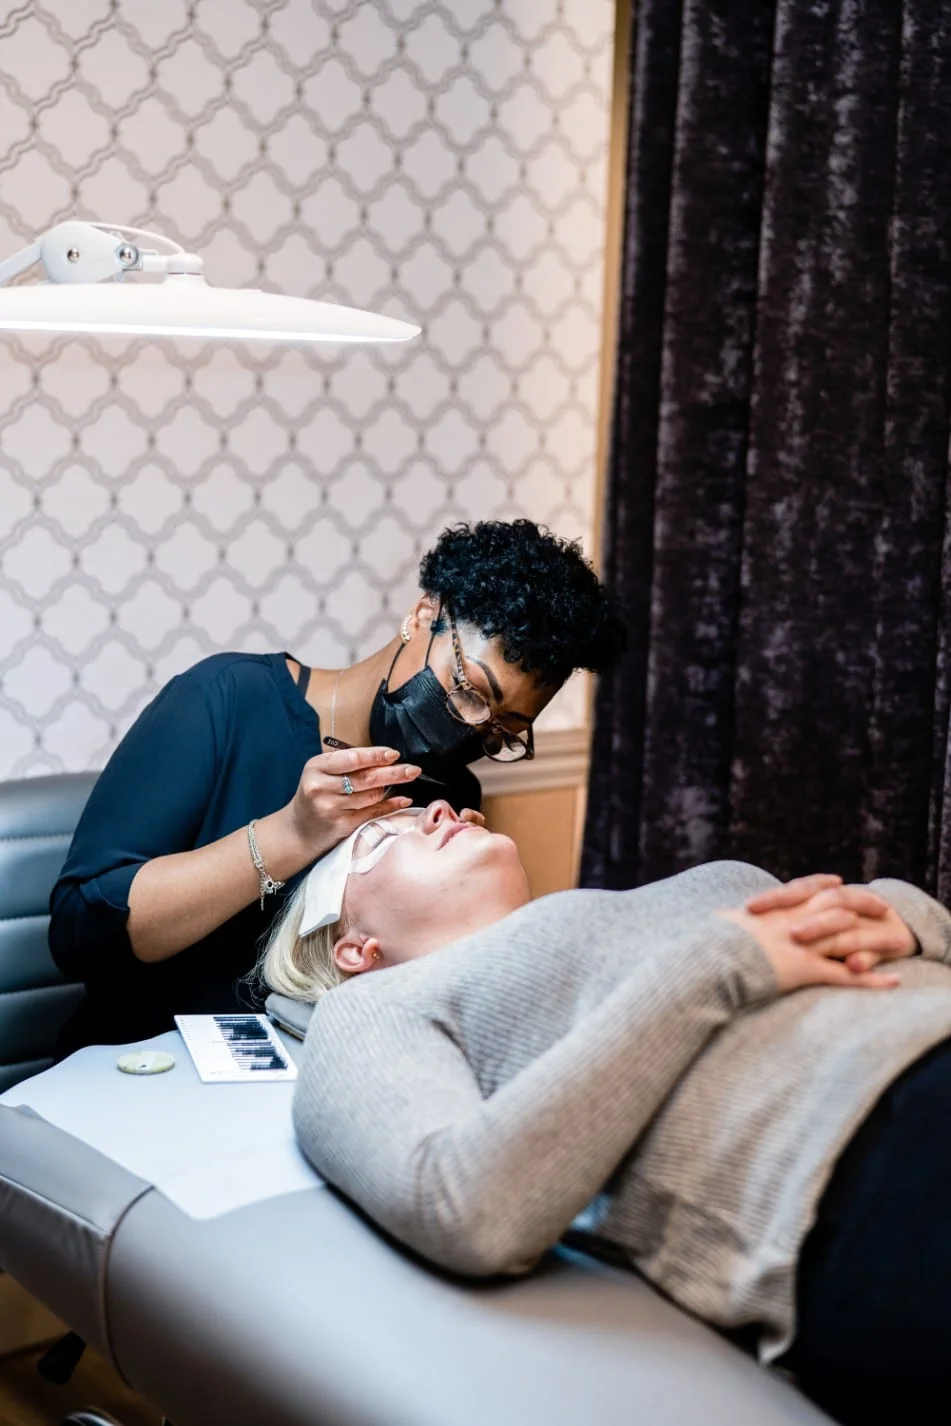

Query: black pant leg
<box><xmin>784</xmin><ymin>1036</ymin><xmax>951</xmax><ymax>1426</ymax></box>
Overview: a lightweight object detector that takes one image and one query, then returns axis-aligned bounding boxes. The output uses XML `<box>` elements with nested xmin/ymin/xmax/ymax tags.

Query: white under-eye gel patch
<box><xmin>299</xmin><ymin>808</ymin><xmax>425</xmax><ymax>936</ymax></box>
<box><xmin>349</xmin><ymin>838</ymin><xmax>400</xmax><ymax>875</ymax></box>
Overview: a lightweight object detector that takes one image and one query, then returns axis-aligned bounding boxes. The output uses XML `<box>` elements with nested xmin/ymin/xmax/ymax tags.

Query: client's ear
<box><xmin>333</xmin><ymin>931</ymin><xmax>384</xmax><ymax>975</ymax></box>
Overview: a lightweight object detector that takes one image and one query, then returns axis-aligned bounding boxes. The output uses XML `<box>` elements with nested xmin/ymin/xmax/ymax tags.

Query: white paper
<box><xmin>174</xmin><ymin>1013</ymin><xmax>297</xmax><ymax>1083</ymax></box>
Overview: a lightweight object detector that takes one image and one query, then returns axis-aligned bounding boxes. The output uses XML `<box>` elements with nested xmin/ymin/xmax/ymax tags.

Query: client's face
<box><xmin>335</xmin><ymin>801</ymin><xmax>530</xmax><ymax>972</ymax></box>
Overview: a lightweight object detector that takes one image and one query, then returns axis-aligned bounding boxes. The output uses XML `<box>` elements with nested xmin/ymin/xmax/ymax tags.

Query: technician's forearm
<box><xmin>127</xmin><ymin>810</ymin><xmax>313</xmax><ymax>962</ymax></box>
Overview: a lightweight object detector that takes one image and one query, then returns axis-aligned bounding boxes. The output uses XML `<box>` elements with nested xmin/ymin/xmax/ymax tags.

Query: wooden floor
<box><xmin>0</xmin><ymin>1347</ymin><xmax>161</xmax><ymax>1426</ymax></box>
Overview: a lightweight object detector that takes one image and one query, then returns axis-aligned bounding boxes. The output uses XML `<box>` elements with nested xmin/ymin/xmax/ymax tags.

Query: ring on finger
<box><xmin>341</xmin><ymin>774</ymin><xmax>354</xmax><ymax>796</ymax></box>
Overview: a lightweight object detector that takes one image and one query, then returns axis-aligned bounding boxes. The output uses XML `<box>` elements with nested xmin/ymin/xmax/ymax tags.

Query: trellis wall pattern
<box><xmin>0</xmin><ymin>0</ymin><xmax>613</xmax><ymax>778</ymax></box>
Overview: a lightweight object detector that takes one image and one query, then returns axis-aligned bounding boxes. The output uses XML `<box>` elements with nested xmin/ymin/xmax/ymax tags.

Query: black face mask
<box><xmin>369</xmin><ymin>638</ymin><xmax>485</xmax><ymax>779</ymax></box>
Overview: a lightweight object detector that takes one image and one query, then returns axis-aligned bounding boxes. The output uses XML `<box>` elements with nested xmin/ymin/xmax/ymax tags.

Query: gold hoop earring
<box><xmin>400</xmin><ymin>616</ymin><xmax>412</xmax><ymax>644</ymax></box>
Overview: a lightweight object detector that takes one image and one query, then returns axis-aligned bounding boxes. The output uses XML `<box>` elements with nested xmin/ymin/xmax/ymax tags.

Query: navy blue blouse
<box><xmin>50</xmin><ymin>652</ymin><xmax>481</xmax><ymax>1053</ymax></box>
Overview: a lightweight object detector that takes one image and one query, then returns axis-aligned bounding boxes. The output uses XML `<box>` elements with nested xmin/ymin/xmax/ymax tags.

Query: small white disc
<box><xmin>117</xmin><ymin>1050</ymin><xmax>176</xmax><ymax>1076</ymax></box>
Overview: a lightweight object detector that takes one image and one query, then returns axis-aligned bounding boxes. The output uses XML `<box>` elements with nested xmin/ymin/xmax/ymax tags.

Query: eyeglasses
<box><xmin>444</xmin><ymin>609</ymin><xmax>535</xmax><ymax>764</ymax></box>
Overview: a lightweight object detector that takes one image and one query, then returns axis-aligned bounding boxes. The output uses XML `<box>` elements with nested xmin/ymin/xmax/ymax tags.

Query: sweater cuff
<box><xmin>704</xmin><ymin>917</ymin><xmax>780</xmax><ymax>1008</ymax></box>
<box><xmin>868</xmin><ymin>878</ymin><xmax>951</xmax><ymax>965</ymax></box>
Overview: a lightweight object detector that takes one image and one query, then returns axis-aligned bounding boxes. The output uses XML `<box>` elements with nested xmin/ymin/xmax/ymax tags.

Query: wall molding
<box><xmin>477</xmin><ymin>726</ymin><xmax>591</xmax><ymax>798</ymax></box>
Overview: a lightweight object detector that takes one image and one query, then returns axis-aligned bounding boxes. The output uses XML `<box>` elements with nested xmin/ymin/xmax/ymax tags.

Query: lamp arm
<box><xmin>90</xmin><ymin>223</ymin><xmax>186</xmax><ymax>256</ymax></box>
<box><xmin>0</xmin><ymin>222</ymin><xmax>201</xmax><ymax>288</ymax></box>
<box><xmin>71</xmin><ymin>223</ymin><xmax>202</xmax><ymax>278</ymax></box>
<box><xmin>0</xmin><ymin>240</ymin><xmax>42</xmax><ymax>287</ymax></box>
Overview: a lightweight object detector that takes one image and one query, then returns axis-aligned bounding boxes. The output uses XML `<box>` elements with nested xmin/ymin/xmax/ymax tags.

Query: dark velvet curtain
<box><xmin>583</xmin><ymin>0</ymin><xmax>951</xmax><ymax>899</ymax></box>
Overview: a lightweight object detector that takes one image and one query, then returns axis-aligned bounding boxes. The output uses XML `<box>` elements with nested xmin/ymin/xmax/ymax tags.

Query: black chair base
<box><xmin>38</xmin><ymin>1331</ymin><xmax>87</xmax><ymax>1384</ymax></box>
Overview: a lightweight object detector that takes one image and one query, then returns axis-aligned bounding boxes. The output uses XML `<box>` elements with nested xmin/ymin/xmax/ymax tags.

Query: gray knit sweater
<box><xmin>292</xmin><ymin>860</ymin><xmax>951</xmax><ymax>1361</ymax></box>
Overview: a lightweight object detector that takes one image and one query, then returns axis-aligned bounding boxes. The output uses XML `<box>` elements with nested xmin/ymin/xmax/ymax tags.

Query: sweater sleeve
<box><xmin>869</xmin><ymin>878</ymin><xmax>951</xmax><ymax>965</ymax></box>
<box><xmin>48</xmin><ymin>669</ymin><xmax>222</xmax><ymax>980</ymax></box>
<box><xmin>292</xmin><ymin>919</ymin><xmax>777</xmax><ymax>1277</ymax></box>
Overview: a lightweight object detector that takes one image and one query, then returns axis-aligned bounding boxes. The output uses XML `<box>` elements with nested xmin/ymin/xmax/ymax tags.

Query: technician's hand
<box><xmin>717</xmin><ymin>895</ymin><xmax>902</xmax><ymax>994</ymax></box>
<box><xmin>459</xmin><ymin>808</ymin><xmax>486</xmax><ymax>827</ymax></box>
<box><xmin>745</xmin><ymin>874</ymin><xmax>916</xmax><ymax>973</ymax></box>
<box><xmin>283</xmin><ymin>746</ymin><xmax>421</xmax><ymax>859</ymax></box>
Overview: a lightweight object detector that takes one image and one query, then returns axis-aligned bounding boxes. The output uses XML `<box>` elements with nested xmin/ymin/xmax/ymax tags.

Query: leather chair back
<box><xmin>0</xmin><ymin>773</ymin><xmax>95</xmax><ymax>1091</ymax></box>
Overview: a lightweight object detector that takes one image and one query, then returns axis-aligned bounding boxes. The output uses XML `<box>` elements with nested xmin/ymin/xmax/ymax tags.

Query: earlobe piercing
<box><xmin>371</xmin><ymin>949</ymin><xmax>382</xmax><ymax>962</ymax></box>
<box><xmin>400</xmin><ymin>616</ymin><xmax>412</xmax><ymax>644</ymax></box>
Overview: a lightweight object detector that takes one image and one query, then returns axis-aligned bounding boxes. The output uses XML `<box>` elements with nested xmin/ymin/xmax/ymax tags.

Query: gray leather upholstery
<box><xmin>265</xmin><ymin>991</ymin><xmax>313</xmax><ymax>1040</ymax></box>
<box><xmin>0</xmin><ymin>1105</ymin><xmax>150</xmax><ymax>1358</ymax></box>
<box><xmin>0</xmin><ymin>773</ymin><xmax>93</xmax><ymax>1088</ymax></box>
<box><xmin>0</xmin><ymin>1099</ymin><xmax>837</xmax><ymax>1426</ymax></box>
<box><xmin>107</xmin><ymin>1188</ymin><xmax>834</xmax><ymax>1426</ymax></box>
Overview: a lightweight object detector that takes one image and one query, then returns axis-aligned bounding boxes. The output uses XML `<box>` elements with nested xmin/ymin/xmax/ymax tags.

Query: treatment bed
<box><xmin>0</xmin><ymin>773</ymin><xmax>834</xmax><ymax>1426</ymax></box>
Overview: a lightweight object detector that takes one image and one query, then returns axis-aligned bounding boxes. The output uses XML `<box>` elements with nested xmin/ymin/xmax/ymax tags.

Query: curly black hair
<box><xmin>418</xmin><ymin>519</ymin><xmax>627</xmax><ymax>687</ymax></box>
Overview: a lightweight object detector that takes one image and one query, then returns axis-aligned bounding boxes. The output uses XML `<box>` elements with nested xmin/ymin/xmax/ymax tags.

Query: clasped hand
<box><xmin>719</xmin><ymin>874</ymin><xmax>917</xmax><ymax>994</ymax></box>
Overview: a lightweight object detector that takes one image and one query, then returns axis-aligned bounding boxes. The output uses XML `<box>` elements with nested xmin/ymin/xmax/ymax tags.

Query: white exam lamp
<box><xmin>0</xmin><ymin>221</ymin><xmax>420</xmax><ymax>344</ymax></box>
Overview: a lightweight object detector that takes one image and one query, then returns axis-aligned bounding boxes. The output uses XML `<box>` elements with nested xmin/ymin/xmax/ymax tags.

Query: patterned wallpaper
<box><xmin>0</xmin><ymin>0</ymin><xmax>614</xmax><ymax>779</ymax></box>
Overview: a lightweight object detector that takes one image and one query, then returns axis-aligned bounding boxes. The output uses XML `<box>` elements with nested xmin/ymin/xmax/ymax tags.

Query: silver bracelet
<box><xmin>247</xmin><ymin>819</ymin><xmax>285</xmax><ymax>911</ymax></box>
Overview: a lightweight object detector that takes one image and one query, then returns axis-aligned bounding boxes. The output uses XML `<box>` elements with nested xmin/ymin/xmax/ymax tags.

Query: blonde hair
<box><xmin>258</xmin><ymin>883</ymin><xmax>353</xmax><ymax>1004</ymax></box>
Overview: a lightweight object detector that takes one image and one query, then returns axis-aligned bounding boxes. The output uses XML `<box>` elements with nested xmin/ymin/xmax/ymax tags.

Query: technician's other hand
<box><xmin>459</xmin><ymin>808</ymin><xmax>486</xmax><ymax>827</ymax></box>
<box><xmin>284</xmin><ymin>746</ymin><xmax>421</xmax><ymax>860</ymax></box>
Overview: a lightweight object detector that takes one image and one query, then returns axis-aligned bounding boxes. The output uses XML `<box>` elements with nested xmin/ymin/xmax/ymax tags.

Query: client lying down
<box><xmin>263</xmin><ymin>801</ymin><xmax>951</xmax><ymax>1426</ymax></box>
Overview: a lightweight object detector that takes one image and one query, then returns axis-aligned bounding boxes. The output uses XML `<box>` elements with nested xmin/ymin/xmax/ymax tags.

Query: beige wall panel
<box><xmin>483</xmin><ymin>787</ymin><xmax>578</xmax><ymax>899</ymax></box>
